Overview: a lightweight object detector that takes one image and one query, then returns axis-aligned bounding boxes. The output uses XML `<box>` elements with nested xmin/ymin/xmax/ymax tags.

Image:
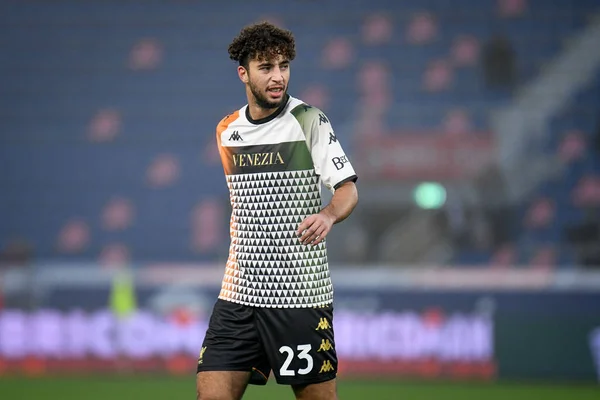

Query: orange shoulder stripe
<box><xmin>216</xmin><ymin>110</ymin><xmax>240</xmax><ymax>147</ymax></box>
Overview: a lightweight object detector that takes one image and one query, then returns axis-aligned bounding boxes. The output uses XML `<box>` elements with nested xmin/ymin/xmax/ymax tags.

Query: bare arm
<box><xmin>321</xmin><ymin>181</ymin><xmax>358</xmax><ymax>225</ymax></box>
<box><xmin>297</xmin><ymin>181</ymin><xmax>358</xmax><ymax>246</ymax></box>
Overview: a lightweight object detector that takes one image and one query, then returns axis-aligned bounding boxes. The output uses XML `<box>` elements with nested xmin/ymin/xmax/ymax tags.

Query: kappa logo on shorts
<box><xmin>315</xmin><ymin>317</ymin><xmax>331</xmax><ymax>330</ymax></box>
<box><xmin>317</xmin><ymin>339</ymin><xmax>333</xmax><ymax>352</ymax></box>
<box><xmin>319</xmin><ymin>360</ymin><xmax>334</xmax><ymax>373</ymax></box>
<box><xmin>198</xmin><ymin>346</ymin><xmax>207</xmax><ymax>365</ymax></box>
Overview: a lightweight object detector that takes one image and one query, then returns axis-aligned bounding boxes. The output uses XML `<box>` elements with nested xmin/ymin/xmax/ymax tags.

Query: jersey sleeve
<box><xmin>306</xmin><ymin>108</ymin><xmax>357</xmax><ymax>193</ymax></box>
<box><xmin>215</xmin><ymin>110</ymin><xmax>240</xmax><ymax>174</ymax></box>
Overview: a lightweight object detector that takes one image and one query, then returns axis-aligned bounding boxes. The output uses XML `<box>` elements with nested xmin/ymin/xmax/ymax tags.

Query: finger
<box><xmin>297</xmin><ymin>216</ymin><xmax>316</xmax><ymax>237</ymax></box>
<box><xmin>300</xmin><ymin>224</ymin><xmax>320</xmax><ymax>244</ymax></box>
<box><xmin>299</xmin><ymin>219</ymin><xmax>319</xmax><ymax>242</ymax></box>
<box><xmin>303</xmin><ymin>224</ymin><xmax>326</xmax><ymax>245</ymax></box>
<box><xmin>310</xmin><ymin>227</ymin><xmax>328</xmax><ymax>246</ymax></box>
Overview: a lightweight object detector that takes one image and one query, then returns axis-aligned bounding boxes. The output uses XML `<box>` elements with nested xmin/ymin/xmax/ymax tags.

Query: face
<box><xmin>239</xmin><ymin>54</ymin><xmax>290</xmax><ymax>109</ymax></box>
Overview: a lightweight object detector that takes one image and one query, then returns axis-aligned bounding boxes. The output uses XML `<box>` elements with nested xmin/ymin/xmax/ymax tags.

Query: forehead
<box><xmin>249</xmin><ymin>54</ymin><xmax>289</xmax><ymax>66</ymax></box>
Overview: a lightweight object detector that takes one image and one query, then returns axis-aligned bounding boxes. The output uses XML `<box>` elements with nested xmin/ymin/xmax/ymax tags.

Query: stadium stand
<box><xmin>1</xmin><ymin>0</ymin><xmax>599</xmax><ymax>266</ymax></box>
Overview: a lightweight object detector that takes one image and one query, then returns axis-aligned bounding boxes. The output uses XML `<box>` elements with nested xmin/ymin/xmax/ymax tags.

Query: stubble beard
<box><xmin>248</xmin><ymin>79</ymin><xmax>287</xmax><ymax>110</ymax></box>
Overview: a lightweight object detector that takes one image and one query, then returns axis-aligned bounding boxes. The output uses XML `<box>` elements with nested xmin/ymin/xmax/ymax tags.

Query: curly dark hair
<box><xmin>228</xmin><ymin>22</ymin><xmax>296</xmax><ymax>68</ymax></box>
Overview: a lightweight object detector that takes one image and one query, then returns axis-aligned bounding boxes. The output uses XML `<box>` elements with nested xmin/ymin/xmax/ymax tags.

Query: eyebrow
<box><xmin>257</xmin><ymin>60</ymin><xmax>290</xmax><ymax>68</ymax></box>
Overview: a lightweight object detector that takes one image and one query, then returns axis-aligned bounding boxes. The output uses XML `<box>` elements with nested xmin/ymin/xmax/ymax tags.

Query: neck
<box><xmin>247</xmin><ymin>101</ymin><xmax>279</xmax><ymax>121</ymax></box>
<box><xmin>245</xmin><ymin>89</ymin><xmax>289</xmax><ymax>122</ymax></box>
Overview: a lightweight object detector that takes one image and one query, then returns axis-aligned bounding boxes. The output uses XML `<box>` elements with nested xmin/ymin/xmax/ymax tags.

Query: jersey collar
<box><xmin>245</xmin><ymin>94</ymin><xmax>290</xmax><ymax>125</ymax></box>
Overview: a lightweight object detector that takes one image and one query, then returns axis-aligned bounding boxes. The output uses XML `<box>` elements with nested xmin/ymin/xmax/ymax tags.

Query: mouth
<box><xmin>267</xmin><ymin>87</ymin><xmax>284</xmax><ymax>97</ymax></box>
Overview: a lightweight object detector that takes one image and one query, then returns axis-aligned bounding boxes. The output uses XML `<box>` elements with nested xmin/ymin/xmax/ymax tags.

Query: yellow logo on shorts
<box><xmin>318</xmin><ymin>339</ymin><xmax>333</xmax><ymax>352</ymax></box>
<box><xmin>315</xmin><ymin>318</ymin><xmax>331</xmax><ymax>331</ymax></box>
<box><xmin>319</xmin><ymin>360</ymin><xmax>334</xmax><ymax>373</ymax></box>
<box><xmin>198</xmin><ymin>346</ymin><xmax>207</xmax><ymax>365</ymax></box>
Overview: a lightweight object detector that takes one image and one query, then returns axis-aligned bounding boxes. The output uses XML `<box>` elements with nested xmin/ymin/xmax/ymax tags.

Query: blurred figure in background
<box><xmin>595</xmin><ymin>112</ymin><xmax>600</xmax><ymax>154</ymax></box>
<box><xmin>482</xmin><ymin>33</ymin><xmax>517</xmax><ymax>90</ymax></box>
<box><xmin>0</xmin><ymin>239</ymin><xmax>34</xmax><ymax>309</ymax></box>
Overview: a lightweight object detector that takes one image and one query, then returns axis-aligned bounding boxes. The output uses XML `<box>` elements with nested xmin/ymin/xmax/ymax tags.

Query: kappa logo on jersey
<box><xmin>332</xmin><ymin>155</ymin><xmax>349</xmax><ymax>171</ymax></box>
<box><xmin>328</xmin><ymin>132</ymin><xmax>337</xmax><ymax>145</ymax></box>
<box><xmin>315</xmin><ymin>317</ymin><xmax>331</xmax><ymax>330</ymax></box>
<box><xmin>319</xmin><ymin>360</ymin><xmax>334</xmax><ymax>373</ymax></box>
<box><xmin>318</xmin><ymin>113</ymin><xmax>329</xmax><ymax>126</ymax></box>
<box><xmin>198</xmin><ymin>346</ymin><xmax>207</xmax><ymax>365</ymax></box>
<box><xmin>318</xmin><ymin>339</ymin><xmax>333</xmax><ymax>352</ymax></box>
<box><xmin>229</xmin><ymin>130</ymin><xmax>243</xmax><ymax>141</ymax></box>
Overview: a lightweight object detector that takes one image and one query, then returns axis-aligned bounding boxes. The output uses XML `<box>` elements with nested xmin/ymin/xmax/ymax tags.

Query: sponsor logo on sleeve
<box><xmin>332</xmin><ymin>155</ymin><xmax>348</xmax><ymax>171</ymax></box>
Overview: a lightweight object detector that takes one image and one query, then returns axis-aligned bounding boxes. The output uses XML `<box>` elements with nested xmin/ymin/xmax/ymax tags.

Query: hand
<box><xmin>296</xmin><ymin>211</ymin><xmax>335</xmax><ymax>246</ymax></box>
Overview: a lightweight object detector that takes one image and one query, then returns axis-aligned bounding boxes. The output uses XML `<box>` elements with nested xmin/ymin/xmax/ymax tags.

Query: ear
<box><xmin>238</xmin><ymin>65</ymin><xmax>249</xmax><ymax>84</ymax></box>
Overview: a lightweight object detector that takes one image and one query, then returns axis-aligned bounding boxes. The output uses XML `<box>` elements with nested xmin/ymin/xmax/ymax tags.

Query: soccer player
<box><xmin>196</xmin><ymin>22</ymin><xmax>358</xmax><ymax>400</ymax></box>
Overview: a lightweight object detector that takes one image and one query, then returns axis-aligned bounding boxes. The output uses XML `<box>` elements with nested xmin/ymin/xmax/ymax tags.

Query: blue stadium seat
<box><xmin>1</xmin><ymin>0</ymin><xmax>599</xmax><ymax>264</ymax></box>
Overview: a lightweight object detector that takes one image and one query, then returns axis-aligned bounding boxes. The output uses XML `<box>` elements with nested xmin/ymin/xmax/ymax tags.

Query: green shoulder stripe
<box><xmin>291</xmin><ymin>103</ymin><xmax>324</xmax><ymax>147</ymax></box>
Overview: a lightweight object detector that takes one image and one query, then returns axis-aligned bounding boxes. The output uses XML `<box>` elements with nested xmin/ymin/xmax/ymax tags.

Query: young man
<box><xmin>196</xmin><ymin>22</ymin><xmax>358</xmax><ymax>400</ymax></box>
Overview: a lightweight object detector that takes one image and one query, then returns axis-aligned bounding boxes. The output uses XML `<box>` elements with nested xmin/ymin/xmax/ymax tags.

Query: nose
<box><xmin>271</xmin><ymin>66</ymin><xmax>284</xmax><ymax>83</ymax></box>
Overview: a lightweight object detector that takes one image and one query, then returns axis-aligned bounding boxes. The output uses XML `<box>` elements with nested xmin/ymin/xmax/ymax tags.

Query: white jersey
<box><xmin>215</xmin><ymin>95</ymin><xmax>357</xmax><ymax>308</ymax></box>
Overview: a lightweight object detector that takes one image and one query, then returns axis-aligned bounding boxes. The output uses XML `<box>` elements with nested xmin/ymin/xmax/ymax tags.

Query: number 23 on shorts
<box><xmin>278</xmin><ymin>344</ymin><xmax>313</xmax><ymax>376</ymax></box>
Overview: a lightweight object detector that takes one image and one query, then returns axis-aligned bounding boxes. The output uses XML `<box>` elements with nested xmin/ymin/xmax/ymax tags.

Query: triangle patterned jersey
<box><xmin>215</xmin><ymin>95</ymin><xmax>358</xmax><ymax>308</ymax></box>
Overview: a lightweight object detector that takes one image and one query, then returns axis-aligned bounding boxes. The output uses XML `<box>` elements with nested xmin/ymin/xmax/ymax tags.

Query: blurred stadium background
<box><xmin>1</xmin><ymin>0</ymin><xmax>600</xmax><ymax>398</ymax></box>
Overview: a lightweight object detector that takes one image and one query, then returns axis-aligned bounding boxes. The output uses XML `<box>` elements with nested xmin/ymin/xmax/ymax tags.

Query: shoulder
<box><xmin>216</xmin><ymin>109</ymin><xmax>241</xmax><ymax>133</ymax></box>
<box><xmin>289</xmin><ymin>101</ymin><xmax>328</xmax><ymax>125</ymax></box>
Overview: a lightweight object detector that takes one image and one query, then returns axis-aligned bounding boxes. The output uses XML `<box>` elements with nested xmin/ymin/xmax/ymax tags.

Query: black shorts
<box><xmin>196</xmin><ymin>299</ymin><xmax>337</xmax><ymax>386</ymax></box>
